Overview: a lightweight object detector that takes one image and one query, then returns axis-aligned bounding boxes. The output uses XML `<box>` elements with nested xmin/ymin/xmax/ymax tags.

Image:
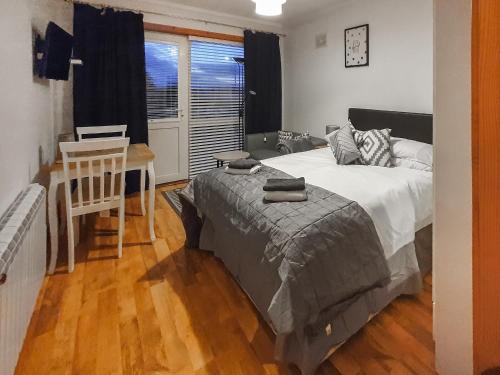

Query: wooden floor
<box><xmin>16</xmin><ymin>184</ymin><xmax>436</xmax><ymax>375</ymax></box>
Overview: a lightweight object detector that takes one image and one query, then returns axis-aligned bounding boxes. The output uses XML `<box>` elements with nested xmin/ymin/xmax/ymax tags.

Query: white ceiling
<box><xmin>159</xmin><ymin>0</ymin><xmax>347</xmax><ymax>27</ymax></box>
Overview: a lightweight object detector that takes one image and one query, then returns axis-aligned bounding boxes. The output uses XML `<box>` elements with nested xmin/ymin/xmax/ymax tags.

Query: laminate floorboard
<box><xmin>15</xmin><ymin>183</ymin><xmax>436</xmax><ymax>375</ymax></box>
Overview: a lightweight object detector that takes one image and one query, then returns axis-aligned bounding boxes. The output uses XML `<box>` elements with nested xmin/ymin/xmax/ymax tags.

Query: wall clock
<box><xmin>345</xmin><ymin>24</ymin><xmax>369</xmax><ymax>68</ymax></box>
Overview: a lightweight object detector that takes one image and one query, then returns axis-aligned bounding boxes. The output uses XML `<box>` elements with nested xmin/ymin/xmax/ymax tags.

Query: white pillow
<box><xmin>391</xmin><ymin>137</ymin><xmax>433</xmax><ymax>171</ymax></box>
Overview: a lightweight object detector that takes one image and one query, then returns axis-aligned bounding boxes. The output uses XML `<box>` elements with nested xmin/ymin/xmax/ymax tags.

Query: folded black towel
<box><xmin>264</xmin><ymin>190</ymin><xmax>308</xmax><ymax>202</ymax></box>
<box><xmin>263</xmin><ymin>177</ymin><xmax>306</xmax><ymax>192</ymax></box>
<box><xmin>227</xmin><ymin>158</ymin><xmax>261</xmax><ymax>170</ymax></box>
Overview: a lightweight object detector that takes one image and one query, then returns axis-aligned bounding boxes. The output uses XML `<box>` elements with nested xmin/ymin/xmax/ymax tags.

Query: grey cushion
<box><xmin>276</xmin><ymin>142</ymin><xmax>293</xmax><ymax>155</ymax></box>
<box><xmin>328</xmin><ymin>124</ymin><xmax>361</xmax><ymax>165</ymax></box>
<box><xmin>277</xmin><ymin>137</ymin><xmax>314</xmax><ymax>154</ymax></box>
<box><xmin>324</xmin><ymin>128</ymin><xmax>340</xmax><ymax>149</ymax></box>
<box><xmin>310</xmin><ymin>136</ymin><xmax>328</xmax><ymax>147</ymax></box>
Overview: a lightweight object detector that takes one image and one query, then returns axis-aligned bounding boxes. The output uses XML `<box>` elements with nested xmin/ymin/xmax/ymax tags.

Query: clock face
<box><xmin>345</xmin><ymin>25</ymin><xmax>369</xmax><ymax>67</ymax></box>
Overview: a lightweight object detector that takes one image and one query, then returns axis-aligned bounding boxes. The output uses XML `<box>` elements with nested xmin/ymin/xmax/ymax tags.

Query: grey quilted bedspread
<box><xmin>193</xmin><ymin>166</ymin><xmax>390</xmax><ymax>337</ymax></box>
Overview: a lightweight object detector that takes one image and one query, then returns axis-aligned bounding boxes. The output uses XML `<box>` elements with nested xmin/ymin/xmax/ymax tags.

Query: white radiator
<box><xmin>0</xmin><ymin>184</ymin><xmax>46</xmax><ymax>375</ymax></box>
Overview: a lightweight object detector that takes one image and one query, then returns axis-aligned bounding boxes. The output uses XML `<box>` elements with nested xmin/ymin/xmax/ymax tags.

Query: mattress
<box><xmin>262</xmin><ymin>147</ymin><xmax>433</xmax><ymax>258</ymax></box>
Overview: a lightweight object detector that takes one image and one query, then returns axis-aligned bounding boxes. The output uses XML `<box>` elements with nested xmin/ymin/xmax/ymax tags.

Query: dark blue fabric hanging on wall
<box><xmin>73</xmin><ymin>4</ymin><xmax>148</xmax><ymax>194</ymax></box>
<box><xmin>244</xmin><ymin>30</ymin><xmax>282</xmax><ymax>134</ymax></box>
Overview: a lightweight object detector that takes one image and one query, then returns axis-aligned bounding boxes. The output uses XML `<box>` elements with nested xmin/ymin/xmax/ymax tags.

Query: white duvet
<box><xmin>262</xmin><ymin>148</ymin><xmax>433</xmax><ymax>258</ymax></box>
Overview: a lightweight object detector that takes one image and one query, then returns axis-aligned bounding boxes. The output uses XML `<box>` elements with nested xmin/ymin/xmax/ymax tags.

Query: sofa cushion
<box><xmin>310</xmin><ymin>136</ymin><xmax>327</xmax><ymax>148</ymax></box>
<box><xmin>277</xmin><ymin>137</ymin><xmax>314</xmax><ymax>154</ymax></box>
<box><xmin>278</xmin><ymin>130</ymin><xmax>294</xmax><ymax>143</ymax></box>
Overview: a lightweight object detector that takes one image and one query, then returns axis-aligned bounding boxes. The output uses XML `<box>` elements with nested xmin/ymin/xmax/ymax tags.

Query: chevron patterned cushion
<box><xmin>278</xmin><ymin>130</ymin><xmax>294</xmax><ymax>144</ymax></box>
<box><xmin>328</xmin><ymin>124</ymin><xmax>361</xmax><ymax>165</ymax></box>
<box><xmin>352</xmin><ymin>128</ymin><xmax>392</xmax><ymax>167</ymax></box>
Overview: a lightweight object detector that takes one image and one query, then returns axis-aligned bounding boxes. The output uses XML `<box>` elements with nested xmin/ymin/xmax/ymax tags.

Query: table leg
<box><xmin>147</xmin><ymin>160</ymin><xmax>156</xmax><ymax>241</ymax></box>
<box><xmin>48</xmin><ymin>175</ymin><xmax>59</xmax><ymax>275</ymax></box>
<box><xmin>140</xmin><ymin>167</ymin><xmax>146</xmax><ymax>216</ymax></box>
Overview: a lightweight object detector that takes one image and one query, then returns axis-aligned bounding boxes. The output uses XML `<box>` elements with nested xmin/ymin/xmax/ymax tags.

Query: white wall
<box><xmin>283</xmin><ymin>0</ymin><xmax>433</xmax><ymax>136</ymax></box>
<box><xmin>0</xmin><ymin>0</ymin><xmax>72</xmax><ymax>215</ymax></box>
<box><xmin>433</xmin><ymin>0</ymin><xmax>473</xmax><ymax>373</ymax></box>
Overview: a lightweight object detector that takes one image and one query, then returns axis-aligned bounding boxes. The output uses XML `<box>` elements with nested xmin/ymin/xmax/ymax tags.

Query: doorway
<box><xmin>144</xmin><ymin>31</ymin><xmax>245</xmax><ymax>183</ymax></box>
<box><xmin>145</xmin><ymin>32</ymin><xmax>189</xmax><ymax>184</ymax></box>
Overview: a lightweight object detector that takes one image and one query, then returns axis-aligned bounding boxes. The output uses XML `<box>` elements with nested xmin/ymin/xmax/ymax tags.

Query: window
<box><xmin>145</xmin><ymin>41</ymin><xmax>179</xmax><ymax>120</ymax></box>
<box><xmin>189</xmin><ymin>40</ymin><xmax>244</xmax><ymax>178</ymax></box>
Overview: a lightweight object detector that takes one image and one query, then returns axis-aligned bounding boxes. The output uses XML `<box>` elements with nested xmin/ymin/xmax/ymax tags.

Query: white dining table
<box><xmin>47</xmin><ymin>143</ymin><xmax>157</xmax><ymax>274</ymax></box>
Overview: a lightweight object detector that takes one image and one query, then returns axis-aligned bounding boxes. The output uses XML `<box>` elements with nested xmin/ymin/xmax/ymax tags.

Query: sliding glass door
<box><xmin>189</xmin><ymin>40</ymin><xmax>244</xmax><ymax>178</ymax></box>
<box><xmin>144</xmin><ymin>34</ymin><xmax>244</xmax><ymax>181</ymax></box>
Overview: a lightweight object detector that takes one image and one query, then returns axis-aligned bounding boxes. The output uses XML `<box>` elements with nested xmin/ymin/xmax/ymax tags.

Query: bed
<box><xmin>184</xmin><ymin>108</ymin><xmax>433</xmax><ymax>374</ymax></box>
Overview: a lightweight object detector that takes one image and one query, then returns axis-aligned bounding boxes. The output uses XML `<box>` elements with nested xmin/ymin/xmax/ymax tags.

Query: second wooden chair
<box><xmin>60</xmin><ymin>138</ymin><xmax>130</xmax><ymax>272</ymax></box>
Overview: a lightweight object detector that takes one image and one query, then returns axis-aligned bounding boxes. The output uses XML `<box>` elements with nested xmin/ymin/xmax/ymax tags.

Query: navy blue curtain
<box><xmin>244</xmin><ymin>30</ymin><xmax>282</xmax><ymax>134</ymax></box>
<box><xmin>73</xmin><ymin>4</ymin><xmax>148</xmax><ymax>194</ymax></box>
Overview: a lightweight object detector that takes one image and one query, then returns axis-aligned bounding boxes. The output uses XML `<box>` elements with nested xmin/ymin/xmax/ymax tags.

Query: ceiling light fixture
<box><xmin>252</xmin><ymin>0</ymin><xmax>286</xmax><ymax>16</ymax></box>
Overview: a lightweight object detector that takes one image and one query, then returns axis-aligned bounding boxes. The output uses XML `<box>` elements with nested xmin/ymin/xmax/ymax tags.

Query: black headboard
<box><xmin>348</xmin><ymin>108</ymin><xmax>433</xmax><ymax>144</ymax></box>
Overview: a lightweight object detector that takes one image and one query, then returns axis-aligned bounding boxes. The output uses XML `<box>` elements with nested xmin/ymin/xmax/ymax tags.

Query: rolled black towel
<box><xmin>227</xmin><ymin>158</ymin><xmax>261</xmax><ymax>170</ymax></box>
<box><xmin>263</xmin><ymin>177</ymin><xmax>306</xmax><ymax>192</ymax></box>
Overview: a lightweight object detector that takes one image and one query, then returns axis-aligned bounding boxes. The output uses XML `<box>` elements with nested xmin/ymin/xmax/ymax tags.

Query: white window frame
<box><xmin>145</xmin><ymin>34</ymin><xmax>181</xmax><ymax>124</ymax></box>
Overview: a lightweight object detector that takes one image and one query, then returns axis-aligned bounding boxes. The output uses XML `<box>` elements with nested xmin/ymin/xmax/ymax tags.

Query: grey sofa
<box><xmin>245</xmin><ymin>131</ymin><xmax>327</xmax><ymax>160</ymax></box>
<box><xmin>245</xmin><ymin>132</ymin><xmax>281</xmax><ymax>160</ymax></box>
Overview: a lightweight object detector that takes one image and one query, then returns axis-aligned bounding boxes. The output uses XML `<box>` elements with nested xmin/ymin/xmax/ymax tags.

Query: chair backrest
<box><xmin>60</xmin><ymin>138</ymin><xmax>130</xmax><ymax>216</ymax></box>
<box><xmin>76</xmin><ymin>125</ymin><xmax>127</xmax><ymax>142</ymax></box>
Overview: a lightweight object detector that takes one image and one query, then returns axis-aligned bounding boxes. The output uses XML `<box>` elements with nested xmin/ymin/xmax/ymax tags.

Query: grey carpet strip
<box><xmin>162</xmin><ymin>189</ymin><xmax>183</xmax><ymax>217</ymax></box>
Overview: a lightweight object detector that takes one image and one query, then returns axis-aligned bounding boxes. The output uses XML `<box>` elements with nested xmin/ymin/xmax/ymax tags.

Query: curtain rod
<box><xmin>64</xmin><ymin>0</ymin><xmax>287</xmax><ymax>37</ymax></box>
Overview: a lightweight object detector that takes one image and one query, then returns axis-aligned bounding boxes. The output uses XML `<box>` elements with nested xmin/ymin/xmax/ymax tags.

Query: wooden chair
<box><xmin>76</xmin><ymin>125</ymin><xmax>127</xmax><ymax>141</ymax></box>
<box><xmin>75</xmin><ymin>125</ymin><xmax>146</xmax><ymax>216</ymax></box>
<box><xmin>60</xmin><ymin>138</ymin><xmax>130</xmax><ymax>273</ymax></box>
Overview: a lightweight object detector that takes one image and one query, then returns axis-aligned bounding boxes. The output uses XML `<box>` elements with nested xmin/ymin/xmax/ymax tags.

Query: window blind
<box><xmin>189</xmin><ymin>40</ymin><xmax>244</xmax><ymax>178</ymax></box>
<box><xmin>145</xmin><ymin>41</ymin><xmax>179</xmax><ymax>120</ymax></box>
